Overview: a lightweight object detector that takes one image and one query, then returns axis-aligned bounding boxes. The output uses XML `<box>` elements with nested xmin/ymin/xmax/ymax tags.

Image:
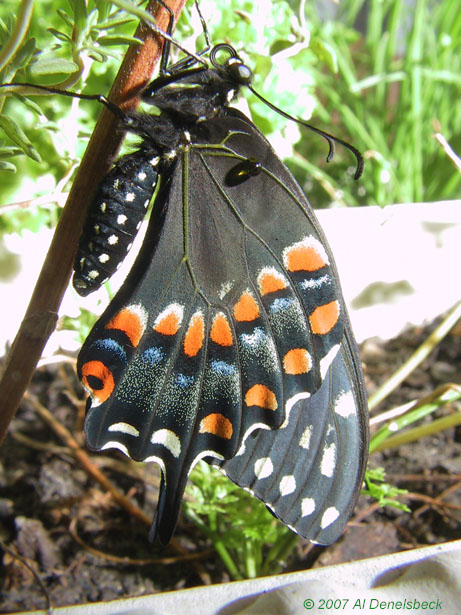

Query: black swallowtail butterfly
<box><xmin>5</xmin><ymin>4</ymin><xmax>369</xmax><ymax>546</ymax></box>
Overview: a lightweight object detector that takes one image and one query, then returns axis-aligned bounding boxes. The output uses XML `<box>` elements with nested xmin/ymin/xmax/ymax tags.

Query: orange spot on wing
<box><xmin>199</xmin><ymin>413</ymin><xmax>233</xmax><ymax>439</ymax></box>
<box><xmin>81</xmin><ymin>360</ymin><xmax>114</xmax><ymax>404</ymax></box>
<box><xmin>210</xmin><ymin>313</ymin><xmax>233</xmax><ymax>346</ymax></box>
<box><xmin>285</xmin><ymin>239</ymin><xmax>328</xmax><ymax>272</ymax></box>
<box><xmin>245</xmin><ymin>384</ymin><xmax>278</xmax><ymax>410</ymax></box>
<box><xmin>153</xmin><ymin>305</ymin><xmax>184</xmax><ymax>336</ymax></box>
<box><xmin>258</xmin><ymin>270</ymin><xmax>287</xmax><ymax>296</ymax></box>
<box><xmin>105</xmin><ymin>306</ymin><xmax>145</xmax><ymax>347</ymax></box>
<box><xmin>233</xmin><ymin>292</ymin><xmax>260</xmax><ymax>322</ymax></box>
<box><xmin>283</xmin><ymin>348</ymin><xmax>312</xmax><ymax>375</ymax></box>
<box><xmin>184</xmin><ymin>313</ymin><xmax>204</xmax><ymax>357</ymax></box>
<box><xmin>309</xmin><ymin>300</ymin><xmax>340</xmax><ymax>335</ymax></box>
<box><xmin>155</xmin><ymin>313</ymin><xmax>180</xmax><ymax>335</ymax></box>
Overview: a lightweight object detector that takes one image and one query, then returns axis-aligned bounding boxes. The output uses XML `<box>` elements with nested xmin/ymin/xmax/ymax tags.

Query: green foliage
<box><xmin>303</xmin><ymin>0</ymin><xmax>461</xmax><ymax>206</ymax></box>
<box><xmin>370</xmin><ymin>383</ymin><xmax>461</xmax><ymax>453</ymax></box>
<box><xmin>363</xmin><ymin>467</ymin><xmax>410</xmax><ymax>512</ymax></box>
<box><xmin>184</xmin><ymin>462</ymin><xmax>298</xmax><ymax>580</ymax></box>
<box><xmin>0</xmin><ymin>0</ymin><xmax>141</xmax><ymax>232</ymax></box>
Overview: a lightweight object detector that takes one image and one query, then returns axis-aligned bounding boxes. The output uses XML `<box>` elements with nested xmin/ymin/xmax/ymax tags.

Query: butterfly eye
<box><xmin>226</xmin><ymin>59</ymin><xmax>253</xmax><ymax>85</ymax></box>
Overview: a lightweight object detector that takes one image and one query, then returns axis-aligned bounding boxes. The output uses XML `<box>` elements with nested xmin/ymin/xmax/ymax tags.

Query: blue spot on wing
<box><xmin>92</xmin><ymin>338</ymin><xmax>127</xmax><ymax>361</ymax></box>
<box><xmin>142</xmin><ymin>347</ymin><xmax>165</xmax><ymax>365</ymax></box>
<box><xmin>210</xmin><ymin>360</ymin><xmax>237</xmax><ymax>376</ymax></box>
<box><xmin>176</xmin><ymin>373</ymin><xmax>195</xmax><ymax>388</ymax></box>
<box><xmin>269</xmin><ymin>297</ymin><xmax>293</xmax><ymax>314</ymax></box>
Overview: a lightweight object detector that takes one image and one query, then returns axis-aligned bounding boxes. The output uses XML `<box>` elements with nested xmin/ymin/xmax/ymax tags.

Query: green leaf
<box><xmin>47</xmin><ymin>27</ymin><xmax>72</xmax><ymax>43</ymax></box>
<box><xmin>28</xmin><ymin>55</ymin><xmax>79</xmax><ymax>77</ymax></box>
<box><xmin>97</xmin><ymin>34</ymin><xmax>142</xmax><ymax>47</ymax></box>
<box><xmin>0</xmin><ymin>114</ymin><xmax>41</xmax><ymax>162</ymax></box>
<box><xmin>0</xmin><ymin>159</ymin><xmax>17</xmax><ymax>171</ymax></box>
<box><xmin>310</xmin><ymin>39</ymin><xmax>338</xmax><ymax>73</ymax></box>
<box><xmin>56</xmin><ymin>8</ymin><xmax>74</xmax><ymax>29</ymax></box>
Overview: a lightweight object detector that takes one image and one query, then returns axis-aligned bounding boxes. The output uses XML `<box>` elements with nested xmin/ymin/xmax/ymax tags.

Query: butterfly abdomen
<box><xmin>73</xmin><ymin>150</ymin><xmax>160</xmax><ymax>296</ymax></box>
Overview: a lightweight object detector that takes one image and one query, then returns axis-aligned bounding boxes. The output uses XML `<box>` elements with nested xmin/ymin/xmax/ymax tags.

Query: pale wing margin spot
<box><xmin>320</xmin><ymin>442</ymin><xmax>336</xmax><ymax>478</ymax></box>
<box><xmin>334</xmin><ymin>390</ymin><xmax>356</xmax><ymax>418</ymax></box>
<box><xmin>281</xmin><ymin>392</ymin><xmax>311</xmax><ymax>429</ymax></box>
<box><xmin>189</xmin><ymin>450</ymin><xmax>225</xmax><ymax>476</ymax></box>
<box><xmin>151</xmin><ymin>429</ymin><xmax>181</xmax><ymax>458</ymax></box>
<box><xmin>101</xmin><ymin>441</ymin><xmax>130</xmax><ymax>456</ymax></box>
<box><xmin>320</xmin><ymin>344</ymin><xmax>340</xmax><ymax>380</ymax></box>
<box><xmin>235</xmin><ymin>423</ymin><xmax>271</xmax><ymax>456</ymax></box>
<box><xmin>108</xmin><ymin>422</ymin><xmax>140</xmax><ymax>437</ymax></box>
<box><xmin>321</xmin><ymin>506</ymin><xmax>340</xmax><ymax>529</ymax></box>
<box><xmin>142</xmin><ymin>455</ymin><xmax>166</xmax><ymax>476</ymax></box>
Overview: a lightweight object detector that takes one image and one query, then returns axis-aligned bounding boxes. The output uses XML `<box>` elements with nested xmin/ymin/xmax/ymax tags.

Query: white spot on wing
<box><xmin>281</xmin><ymin>392</ymin><xmax>311</xmax><ymax>428</ymax></box>
<box><xmin>108</xmin><ymin>234</ymin><xmax>119</xmax><ymax>245</ymax></box>
<box><xmin>300</xmin><ymin>273</ymin><xmax>332</xmax><ymax>290</ymax></box>
<box><xmin>117</xmin><ymin>214</ymin><xmax>128</xmax><ymax>225</ymax></box>
<box><xmin>301</xmin><ymin>497</ymin><xmax>316</xmax><ymax>516</ymax></box>
<box><xmin>142</xmin><ymin>455</ymin><xmax>166</xmax><ymax>476</ymax></box>
<box><xmin>188</xmin><ymin>450</ymin><xmax>225</xmax><ymax>475</ymax></box>
<box><xmin>334</xmin><ymin>389</ymin><xmax>355</xmax><ymax>418</ymax></box>
<box><xmin>254</xmin><ymin>457</ymin><xmax>273</xmax><ymax>479</ymax></box>
<box><xmin>279</xmin><ymin>475</ymin><xmax>296</xmax><ymax>496</ymax></box>
<box><xmin>218</xmin><ymin>280</ymin><xmax>233</xmax><ymax>300</ymax></box>
<box><xmin>235</xmin><ymin>422</ymin><xmax>271</xmax><ymax>455</ymax></box>
<box><xmin>320</xmin><ymin>344</ymin><xmax>340</xmax><ymax>379</ymax></box>
<box><xmin>125</xmin><ymin>192</ymin><xmax>135</xmax><ymax>202</ymax></box>
<box><xmin>320</xmin><ymin>442</ymin><xmax>336</xmax><ymax>477</ymax></box>
<box><xmin>150</xmin><ymin>429</ymin><xmax>181</xmax><ymax>458</ymax></box>
<box><xmin>321</xmin><ymin>506</ymin><xmax>340</xmax><ymax>529</ymax></box>
<box><xmin>88</xmin><ymin>269</ymin><xmax>99</xmax><ymax>280</ymax></box>
<box><xmin>108</xmin><ymin>422</ymin><xmax>139</xmax><ymax>437</ymax></box>
<box><xmin>101</xmin><ymin>441</ymin><xmax>129</xmax><ymax>456</ymax></box>
<box><xmin>98</xmin><ymin>253</ymin><xmax>110</xmax><ymax>264</ymax></box>
<box><xmin>299</xmin><ymin>425</ymin><xmax>313</xmax><ymax>449</ymax></box>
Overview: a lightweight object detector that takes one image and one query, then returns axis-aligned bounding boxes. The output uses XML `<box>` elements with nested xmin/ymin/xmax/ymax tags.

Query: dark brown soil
<box><xmin>1</xmin><ymin>316</ymin><xmax>460</xmax><ymax>613</ymax></box>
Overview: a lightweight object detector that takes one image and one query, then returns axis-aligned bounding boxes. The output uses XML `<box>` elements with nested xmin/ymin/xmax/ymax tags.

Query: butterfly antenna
<box><xmin>248</xmin><ymin>85</ymin><xmax>364</xmax><ymax>180</ymax></box>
